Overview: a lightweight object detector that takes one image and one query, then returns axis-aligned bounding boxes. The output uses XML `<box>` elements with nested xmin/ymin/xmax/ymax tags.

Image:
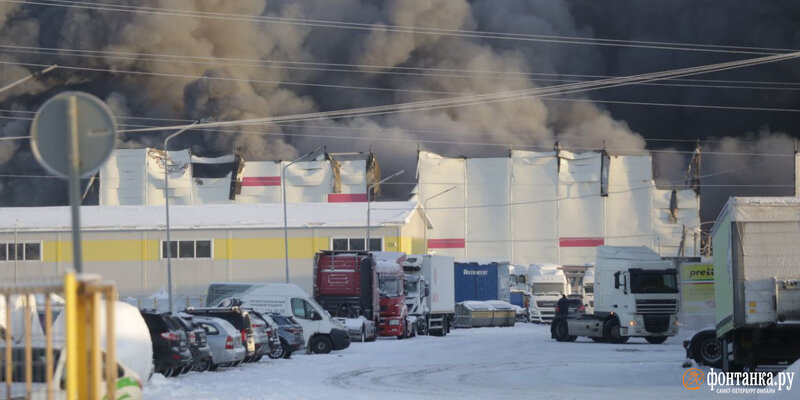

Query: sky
<box><xmin>0</xmin><ymin>0</ymin><xmax>799</xmax><ymax>222</ymax></box>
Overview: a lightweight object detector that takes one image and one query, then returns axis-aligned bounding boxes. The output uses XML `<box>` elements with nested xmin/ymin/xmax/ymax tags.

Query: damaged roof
<box><xmin>0</xmin><ymin>201</ymin><xmax>427</xmax><ymax>232</ymax></box>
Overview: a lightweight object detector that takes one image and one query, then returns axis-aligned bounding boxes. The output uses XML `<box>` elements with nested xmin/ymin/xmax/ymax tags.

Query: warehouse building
<box><xmin>97</xmin><ymin>148</ymin><xmax>380</xmax><ymax>205</ymax></box>
<box><xmin>413</xmin><ymin>150</ymin><xmax>700</xmax><ymax>266</ymax></box>
<box><xmin>0</xmin><ymin>201</ymin><xmax>428</xmax><ymax>302</ymax></box>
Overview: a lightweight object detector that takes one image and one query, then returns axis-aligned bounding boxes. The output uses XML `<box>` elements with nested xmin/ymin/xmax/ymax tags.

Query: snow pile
<box><xmin>373</xmin><ymin>252</ymin><xmax>407</xmax><ymax>273</ymax></box>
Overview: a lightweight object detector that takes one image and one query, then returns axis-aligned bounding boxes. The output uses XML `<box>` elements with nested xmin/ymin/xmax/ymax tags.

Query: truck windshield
<box><xmin>629</xmin><ymin>270</ymin><xmax>678</xmax><ymax>294</ymax></box>
<box><xmin>404</xmin><ymin>279</ymin><xmax>419</xmax><ymax>296</ymax></box>
<box><xmin>379</xmin><ymin>276</ymin><xmax>402</xmax><ymax>297</ymax></box>
<box><xmin>532</xmin><ymin>282</ymin><xmax>564</xmax><ymax>294</ymax></box>
<box><xmin>583</xmin><ymin>284</ymin><xmax>594</xmax><ymax>294</ymax></box>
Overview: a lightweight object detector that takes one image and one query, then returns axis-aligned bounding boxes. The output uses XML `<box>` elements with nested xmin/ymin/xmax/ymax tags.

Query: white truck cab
<box><xmin>206</xmin><ymin>282</ymin><xmax>350</xmax><ymax>354</ymax></box>
<box><xmin>552</xmin><ymin>246</ymin><xmax>680</xmax><ymax>344</ymax></box>
<box><xmin>529</xmin><ymin>263</ymin><xmax>570</xmax><ymax>322</ymax></box>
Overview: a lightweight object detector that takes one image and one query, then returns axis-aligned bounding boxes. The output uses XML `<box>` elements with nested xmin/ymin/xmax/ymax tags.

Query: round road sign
<box><xmin>30</xmin><ymin>91</ymin><xmax>117</xmax><ymax>178</ymax></box>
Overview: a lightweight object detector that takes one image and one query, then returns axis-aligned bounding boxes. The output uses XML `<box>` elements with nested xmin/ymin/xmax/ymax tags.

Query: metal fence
<box><xmin>0</xmin><ymin>272</ymin><xmax>117</xmax><ymax>400</ymax></box>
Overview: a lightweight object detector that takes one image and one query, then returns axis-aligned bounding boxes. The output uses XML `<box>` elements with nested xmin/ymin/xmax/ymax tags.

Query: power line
<box><xmin>4</xmin><ymin>44</ymin><xmax>800</xmax><ymax>91</ymax></box>
<box><xmin>9</xmin><ymin>0</ymin><xmax>798</xmax><ymax>56</ymax></box>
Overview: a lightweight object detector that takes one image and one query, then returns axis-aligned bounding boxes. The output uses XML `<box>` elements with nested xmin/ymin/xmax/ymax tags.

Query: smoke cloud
<box><xmin>0</xmin><ymin>0</ymin><xmax>797</xmax><ymax>219</ymax></box>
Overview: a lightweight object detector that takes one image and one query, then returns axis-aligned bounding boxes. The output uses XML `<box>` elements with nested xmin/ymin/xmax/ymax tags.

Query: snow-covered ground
<box><xmin>142</xmin><ymin>324</ymin><xmax>742</xmax><ymax>400</ymax></box>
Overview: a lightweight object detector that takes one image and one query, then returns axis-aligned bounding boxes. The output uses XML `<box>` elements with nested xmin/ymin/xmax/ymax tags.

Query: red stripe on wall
<box><xmin>327</xmin><ymin>193</ymin><xmax>368</xmax><ymax>203</ymax></box>
<box><xmin>241</xmin><ymin>176</ymin><xmax>281</xmax><ymax>187</ymax></box>
<box><xmin>559</xmin><ymin>237</ymin><xmax>605</xmax><ymax>247</ymax></box>
<box><xmin>428</xmin><ymin>238</ymin><xmax>466</xmax><ymax>249</ymax></box>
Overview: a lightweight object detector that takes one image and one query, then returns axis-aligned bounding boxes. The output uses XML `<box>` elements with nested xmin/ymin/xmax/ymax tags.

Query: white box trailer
<box><xmin>710</xmin><ymin>197</ymin><xmax>800</xmax><ymax>371</ymax></box>
<box><xmin>403</xmin><ymin>254</ymin><xmax>455</xmax><ymax>336</ymax></box>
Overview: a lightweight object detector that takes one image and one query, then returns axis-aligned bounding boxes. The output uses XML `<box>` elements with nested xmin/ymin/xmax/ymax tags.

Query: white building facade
<box><xmin>415</xmin><ymin>150</ymin><xmax>700</xmax><ymax>266</ymax></box>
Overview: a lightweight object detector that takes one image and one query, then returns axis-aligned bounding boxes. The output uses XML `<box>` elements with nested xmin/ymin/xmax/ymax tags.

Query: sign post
<box><xmin>30</xmin><ymin>92</ymin><xmax>117</xmax><ymax>273</ymax></box>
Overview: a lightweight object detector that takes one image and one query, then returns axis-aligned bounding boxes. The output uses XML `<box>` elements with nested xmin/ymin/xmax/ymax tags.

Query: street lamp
<box><xmin>163</xmin><ymin>118</ymin><xmax>205</xmax><ymax>313</ymax></box>
<box><xmin>0</xmin><ymin>64</ymin><xmax>57</xmax><ymax>94</ymax></box>
<box><xmin>366</xmin><ymin>170</ymin><xmax>404</xmax><ymax>252</ymax></box>
<box><xmin>282</xmin><ymin>147</ymin><xmax>322</xmax><ymax>283</ymax></box>
<box><xmin>422</xmin><ymin>186</ymin><xmax>456</xmax><ymax>253</ymax></box>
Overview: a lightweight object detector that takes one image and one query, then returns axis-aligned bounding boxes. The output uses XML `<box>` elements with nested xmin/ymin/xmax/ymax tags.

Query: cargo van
<box><xmin>206</xmin><ymin>283</ymin><xmax>350</xmax><ymax>354</ymax></box>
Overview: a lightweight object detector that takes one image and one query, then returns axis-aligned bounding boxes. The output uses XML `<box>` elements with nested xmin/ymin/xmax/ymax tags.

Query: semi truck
<box><xmin>402</xmin><ymin>254</ymin><xmax>456</xmax><ymax>336</ymax></box>
<box><xmin>551</xmin><ymin>246</ymin><xmax>680</xmax><ymax>344</ymax></box>
<box><xmin>684</xmin><ymin>198</ymin><xmax>800</xmax><ymax>371</ymax></box>
<box><xmin>530</xmin><ymin>263</ymin><xmax>570</xmax><ymax>322</ymax></box>
<box><xmin>453</xmin><ymin>259</ymin><xmax>510</xmax><ymax>303</ymax></box>
<box><xmin>374</xmin><ymin>252</ymin><xmax>412</xmax><ymax>339</ymax></box>
<box><xmin>583</xmin><ymin>268</ymin><xmax>595</xmax><ymax>313</ymax></box>
<box><xmin>312</xmin><ymin>250</ymin><xmax>379</xmax><ymax>342</ymax></box>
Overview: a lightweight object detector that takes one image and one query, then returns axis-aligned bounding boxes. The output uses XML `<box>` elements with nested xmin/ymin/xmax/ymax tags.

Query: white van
<box><xmin>206</xmin><ymin>283</ymin><xmax>350</xmax><ymax>354</ymax></box>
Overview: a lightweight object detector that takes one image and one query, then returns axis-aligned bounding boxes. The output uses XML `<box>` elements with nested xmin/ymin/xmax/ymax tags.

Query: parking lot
<box><xmin>143</xmin><ymin>323</ymin><xmax>724</xmax><ymax>400</ymax></box>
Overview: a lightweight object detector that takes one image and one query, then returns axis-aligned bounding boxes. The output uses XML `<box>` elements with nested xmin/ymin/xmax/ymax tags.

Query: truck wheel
<box><xmin>311</xmin><ymin>336</ymin><xmax>333</xmax><ymax>354</ymax></box>
<box><xmin>552</xmin><ymin>319</ymin><xmax>571</xmax><ymax>342</ymax></box>
<box><xmin>603</xmin><ymin>319</ymin><xmax>629</xmax><ymax>344</ymax></box>
<box><xmin>691</xmin><ymin>331</ymin><xmax>722</xmax><ymax>368</ymax></box>
<box><xmin>645</xmin><ymin>336</ymin><xmax>668</xmax><ymax>344</ymax></box>
<box><xmin>397</xmin><ymin>322</ymin><xmax>407</xmax><ymax>340</ymax></box>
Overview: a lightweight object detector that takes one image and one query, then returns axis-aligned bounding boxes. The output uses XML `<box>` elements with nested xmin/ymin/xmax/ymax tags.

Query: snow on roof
<box><xmin>373</xmin><ymin>252</ymin><xmax>407</xmax><ymax>273</ymax></box>
<box><xmin>595</xmin><ymin>246</ymin><xmax>662</xmax><ymax>261</ymax></box>
<box><xmin>711</xmin><ymin>197</ymin><xmax>800</xmax><ymax>237</ymax></box>
<box><xmin>0</xmin><ymin>201</ymin><xmax>423</xmax><ymax>232</ymax></box>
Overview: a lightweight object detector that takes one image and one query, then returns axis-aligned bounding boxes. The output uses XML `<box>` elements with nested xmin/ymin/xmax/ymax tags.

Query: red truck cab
<box><xmin>374</xmin><ymin>252</ymin><xmax>411</xmax><ymax>339</ymax></box>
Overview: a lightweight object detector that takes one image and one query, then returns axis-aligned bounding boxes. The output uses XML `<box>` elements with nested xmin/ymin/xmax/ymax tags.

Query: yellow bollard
<box><xmin>64</xmin><ymin>272</ymin><xmax>78</xmax><ymax>400</ymax></box>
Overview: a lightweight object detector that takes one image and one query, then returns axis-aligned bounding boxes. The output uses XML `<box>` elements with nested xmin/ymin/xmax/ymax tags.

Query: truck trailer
<box><xmin>704</xmin><ymin>197</ymin><xmax>800</xmax><ymax>371</ymax></box>
<box><xmin>453</xmin><ymin>259</ymin><xmax>510</xmax><ymax>303</ymax></box>
<box><xmin>551</xmin><ymin>246</ymin><xmax>680</xmax><ymax>344</ymax></box>
<box><xmin>402</xmin><ymin>254</ymin><xmax>456</xmax><ymax>336</ymax></box>
<box><xmin>312</xmin><ymin>250</ymin><xmax>379</xmax><ymax>342</ymax></box>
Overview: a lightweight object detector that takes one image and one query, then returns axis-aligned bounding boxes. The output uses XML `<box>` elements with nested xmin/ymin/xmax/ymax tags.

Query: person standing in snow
<box><xmin>551</xmin><ymin>294</ymin><xmax>570</xmax><ymax>338</ymax></box>
<box><xmin>556</xmin><ymin>294</ymin><xmax>569</xmax><ymax>318</ymax></box>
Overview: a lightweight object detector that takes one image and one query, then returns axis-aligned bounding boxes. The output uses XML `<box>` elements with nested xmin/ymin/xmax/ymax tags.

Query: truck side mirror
<box><xmin>614</xmin><ymin>272</ymin><xmax>621</xmax><ymax>289</ymax></box>
<box><xmin>310</xmin><ymin>311</ymin><xmax>322</xmax><ymax>321</ymax></box>
<box><xmin>424</xmin><ymin>286</ymin><xmax>430</xmax><ymax>298</ymax></box>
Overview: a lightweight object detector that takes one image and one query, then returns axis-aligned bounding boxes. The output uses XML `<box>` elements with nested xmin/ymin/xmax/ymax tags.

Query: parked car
<box><xmin>269</xmin><ymin>314</ymin><xmax>306</xmax><ymax>359</ymax></box>
<box><xmin>193</xmin><ymin>316</ymin><xmax>247</xmax><ymax>370</ymax></box>
<box><xmin>183</xmin><ymin>307</ymin><xmax>257</xmax><ymax>362</ymax></box>
<box><xmin>247</xmin><ymin>310</ymin><xmax>281</xmax><ymax>361</ymax></box>
<box><xmin>140</xmin><ymin>310</ymin><xmax>193</xmax><ymax>377</ymax></box>
<box><xmin>176</xmin><ymin>312</ymin><xmax>212</xmax><ymax>372</ymax></box>
<box><xmin>561</xmin><ymin>297</ymin><xmax>586</xmax><ymax>318</ymax></box>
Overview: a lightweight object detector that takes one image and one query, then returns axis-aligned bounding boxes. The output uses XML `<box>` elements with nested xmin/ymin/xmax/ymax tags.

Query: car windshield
<box><xmin>379</xmin><ymin>275</ymin><xmax>402</xmax><ymax>297</ymax></box>
<box><xmin>629</xmin><ymin>270</ymin><xmax>678</xmax><ymax>294</ymax></box>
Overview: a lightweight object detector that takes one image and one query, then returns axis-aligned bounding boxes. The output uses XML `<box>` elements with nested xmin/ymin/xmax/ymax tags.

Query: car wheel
<box><xmin>311</xmin><ymin>336</ymin><xmax>333</xmax><ymax>354</ymax></box>
<box><xmin>268</xmin><ymin>340</ymin><xmax>286</xmax><ymax>359</ymax></box>
<box><xmin>282</xmin><ymin>346</ymin><xmax>293</xmax><ymax>359</ymax></box>
<box><xmin>603</xmin><ymin>319</ymin><xmax>629</xmax><ymax>344</ymax></box>
<box><xmin>645</xmin><ymin>336</ymin><xmax>668</xmax><ymax>344</ymax></box>
<box><xmin>208</xmin><ymin>362</ymin><xmax>220</xmax><ymax>371</ymax></box>
<box><xmin>195</xmin><ymin>358</ymin><xmax>212</xmax><ymax>372</ymax></box>
<box><xmin>692</xmin><ymin>331</ymin><xmax>723</xmax><ymax>368</ymax></box>
<box><xmin>161</xmin><ymin>368</ymin><xmax>173</xmax><ymax>378</ymax></box>
<box><xmin>169</xmin><ymin>368</ymin><xmax>182</xmax><ymax>377</ymax></box>
<box><xmin>232</xmin><ymin>359</ymin><xmax>243</xmax><ymax>367</ymax></box>
<box><xmin>253</xmin><ymin>355</ymin><xmax>263</xmax><ymax>362</ymax></box>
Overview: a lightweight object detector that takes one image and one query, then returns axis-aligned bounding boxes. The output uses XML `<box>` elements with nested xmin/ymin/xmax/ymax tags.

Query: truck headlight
<box><xmin>629</xmin><ymin>320</ymin><xmax>637</xmax><ymax>326</ymax></box>
<box><xmin>389</xmin><ymin>320</ymin><xmax>401</xmax><ymax>325</ymax></box>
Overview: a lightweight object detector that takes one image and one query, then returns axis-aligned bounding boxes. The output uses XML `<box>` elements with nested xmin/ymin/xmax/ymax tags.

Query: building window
<box><xmin>330</xmin><ymin>237</ymin><xmax>382</xmax><ymax>251</ymax></box>
<box><xmin>161</xmin><ymin>240</ymin><xmax>212</xmax><ymax>259</ymax></box>
<box><xmin>0</xmin><ymin>242</ymin><xmax>42</xmax><ymax>261</ymax></box>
